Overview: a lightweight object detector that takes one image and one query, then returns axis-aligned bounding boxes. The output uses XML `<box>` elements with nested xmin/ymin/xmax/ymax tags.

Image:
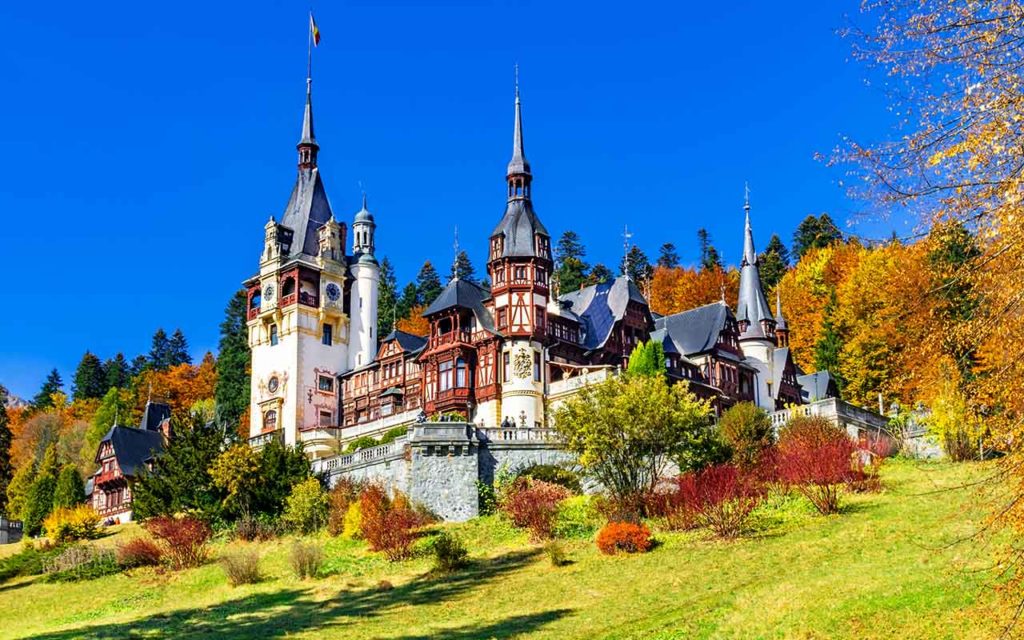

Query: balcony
<box><xmin>299</xmin><ymin>292</ymin><xmax>319</xmax><ymax>307</ymax></box>
<box><xmin>248</xmin><ymin>429</ymin><xmax>283</xmax><ymax>448</ymax></box>
<box><xmin>279</xmin><ymin>293</ymin><xmax>297</xmax><ymax>307</ymax></box>
<box><xmin>429</xmin><ymin>330</ymin><xmax>472</xmax><ymax>349</ymax></box>
<box><xmin>248</xmin><ymin>307</ymin><xmax>260</xmax><ymax>320</ymax></box>
<box><xmin>94</xmin><ymin>469</ymin><xmax>122</xmax><ymax>486</ymax></box>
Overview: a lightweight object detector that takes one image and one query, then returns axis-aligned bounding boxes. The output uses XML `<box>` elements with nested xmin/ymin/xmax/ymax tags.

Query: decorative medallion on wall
<box><xmin>264</xmin><ymin>285</ymin><xmax>276</xmax><ymax>301</ymax></box>
<box><xmin>268</xmin><ymin>376</ymin><xmax>280</xmax><ymax>393</ymax></box>
<box><xmin>513</xmin><ymin>348</ymin><xmax>532</xmax><ymax>380</ymax></box>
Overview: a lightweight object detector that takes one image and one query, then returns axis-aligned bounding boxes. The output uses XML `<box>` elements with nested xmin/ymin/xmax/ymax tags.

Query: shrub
<box><xmin>517</xmin><ymin>465</ymin><xmax>582</xmax><ymax>494</ymax></box>
<box><xmin>290</xmin><ymin>540</ymin><xmax>323</xmax><ymax>579</ymax></box>
<box><xmin>53</xmin><ymin>465</ymin><xmax>86</xmax><ymax>509</ymax></box>
<box><xmin>499</xmin><ymin>478</ymin><xmax>571</xmax><ymax>541</ymax></box>
<box><xmin>553</xmin><ymin>495</ymin><xmax>601</xmax><ymax>539</ymax></box>
<box><xmin>378</xmin><ymin>426</ymin><xmax>408</xmax><ymax>444</ymax></box>
<box><xmin>327</xmin><ymin>477</ymin><xmax>364</xmax><ymax>536</ymax></box>
<box><xmin>477</xmin><ymin>480</ymin><xmax>498</xmax><ymax>515</ymax></box>
<box><xmin>43</xmin><ymin>545</ymin><xmax>120</xmax><ymax>582</ymax></box>
<box><xmin>233</xmin><ymin>514</ymin><xmax>281</xmax><ymax>541</ymax></box>
<box><xmin>116</xmin><ymin>538</ymin><xmax>164</xmax><ymax>568</ymax></box>
<box><xmin>650</xmin><ymin>474</ymin><xmax>701</xmax><ymax>531</ymax></box>
<box><xmin>596</xmin><ymin>521</ymin><xmax>653</xmax><ymax>555</ymax></box>
<box><xmin>777</xmin><ymin>416</ymin><xmax>857</xmax><ymax>515</ymax></box>
<box><xmin>688</xmin><ymin>464</ymin><xmax>764</xmax><ymax>538</ymax></box>
<box><xmin>282</xmin><ymin>477</ymin><xmax>329</xmax><ymax>534</ymax></box>
<box><xmin>145</xmin><ymin>515</ymin><xmax>213</xmax><ymax>569</ymax></box>
<box><xmin>342</xmin><ymin>501</ymin><xmax>363</xmax><ymax>539</ymax></box>
<box><xmin>43</xmin><ymin>505</ymin><xmax>101</xmax><ymax>543</ymax></box>
<box><xmin>345</xmin><ymin>436</ymin><xmax>379</xmax><ymax>453</ymax></box>
<box><xmin>431</xmin><ymin>532</ymin><xmax>469</xmax><ymax>572</ymax></box>
<box><xmin>545</xmin><ymin>541</ymin><xmax>569</xmax><ymax>567</ymax></box>
<box><xmin>718</xmin><ymin>402</ymin><xmax>775</xmax><ymax>468</ymax></box>
<box><xmin>593</xmin><ymin>492</ymin><xmax>649</xmax><ymax>524</ymax></box>
<box><xmin>0</xmin><ymin>543</ymin><xmax>63</xmax><ymax>584</ymax></box>
<box><xmin>220</xmin><ymin>548</ymin><xmax>261</xmax><ymax>586</ymax></box>
<box><xmin>360</xmin><ymin>485</ymin><xmax>423</xmax><ymax>561</ymax></box>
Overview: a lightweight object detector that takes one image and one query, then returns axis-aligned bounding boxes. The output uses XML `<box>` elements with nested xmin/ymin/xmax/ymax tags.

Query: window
<box><xmin>322</xmin><ymin>323</ymin><xmax>333</xmax><ymax>346</ymax></box>
<box><xmin>536</xmin><ymin>267</ymin><xmax>546</xmax><ymax>284</ymax></box>
<box><xmin>319</xmin><ymin>410</ymin><xmax>333</xmax><ymax>427</ymax></box>
<box><xmin>264</xmin><ymin>410</ymin><xmax>277</xmax><ymax>429</ymax></box>
<box><xmin>456</xmin><ymin>358</ymin><xmax>468</xmax><ymax>387</ymax></box>
<box><xmin>495</xmin><ymin>269</ymin><xmax>505</xmax><ymax>284</ymax></box>
<box><xmin>269</xmin><ymin>324</ymin><xmax>279</xmax><ymax>346</ymax></box>
<box><xmin>318</xmin><ymin>375</ymin><xmax>334</xmax><ymax>393</ymax></box>
<box><xmin>533</xmin><ymin>352</ymin><xmax>541</xmax><ymax>382</ymax></box>
<box><xmin>497</xmin><ymin>308</ymin><xmax>507</xmax><ymax>329</ymax></box>
<box><xmin>515</xmin><ymin>266</ymin><xmax>526</xmax><ymax>281</ymax></box>
<box><xmin>503</xmin><ymin>352</ymin><xmax>510</xmax><ymax>382</ymax></box>
<box><xmin>439</xmin><ymin>360</ymin><xmax>453</xmax><ymax>391</ymax></box>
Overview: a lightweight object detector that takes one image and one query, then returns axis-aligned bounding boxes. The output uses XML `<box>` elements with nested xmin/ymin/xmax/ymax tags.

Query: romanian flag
<box><xmin>310</xmin><ymin>13</ymin><xmax>321</xmax><ymax>46</ymax></box>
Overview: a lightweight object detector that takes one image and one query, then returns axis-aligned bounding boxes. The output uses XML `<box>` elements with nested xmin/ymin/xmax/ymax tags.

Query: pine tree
<box><xmin>215</xmin><ymin>290</ymin><xmax>251</xmax><ymax>437</ymax></box>
<box><xmin>395</xmin><ymin>282</ymin><xmax>419</xmax><ymax>324</ymax></box>
<box><xmin>621</xmin><ymin>246</ymin><xmax>653</xmax><ymax>283</ymax></box>
<box><xmin>81</xmin><ymin>387</ymin><xmax>133</xmax><ymax>472</ymax></box>
<box><xmin>450</xmin><ymin>250</ymin><xmax>477</xmax><ymax>284</ymax></box>
<box><xmin>72</xmin><ymin>351</ymin><xmax>107</xmax><ymax>401</ymax></box>
<box><xmin>0</xmin><ymin>385</ymin><xmax>12</xmax><ymax>511</ymax></box>
<box><xmin>927</xmin><ymin>221</ymin><xmax>982</xmax><ymax>381</ymax></box>
<box><xmin>657</xmin><ymin>243</ymin><xmax>680</xmax><ymax>269</ymax></box>
<box><xmin>758</xmin><ymin>234</ymin><xmax>790</xmax><ymax>291</ymax></box>
<box><xmin>149</xmin><ymin>328</ymin><xmax>172</xmax><ymax>370</ymax></box>
<box><xmin>588</xmin><ymin>263</ymin><xmax>613</xmax><ymax>285</ymax></box>
<box><xmin>22</xmin><ymin>445</ymin><xmax>60</xmax><ymax>536</ymax></box>
<box><xmin>129</xmin><ymin>355</ymin><xmax>149</xmax><ymax>377</ymax></box>
<box><xmin>792</xmin><ymin>214</ymin><xmax>843</xmax><ymax>260</ymax></box>
<box><xmin>415</xmin><ymin>261</ymin><xmax>443</xmax><ymax>307</ymax></box>
<box><xmin>377</xmin><ymin>257</ymin><xmax>398</xmax><ymax>338</ymax></box>
<box><xmin>103</xmin><ymin>353</ymin><xmax>131</xmax><ymax>390</ymax></box>
<box><xmin>53</xmin><ymin>465</ymin><xmax>85</xmax><ymax>509</ymax></box>
<box><xmin>627</xmin><ymin>341</ymin><xmax>666</xmax><ymax>377</ymax></box>
<box><xmin>168</xmin><ymin>329</ymin><xmax>192</xmax><ymax>366</ymax></box>
<box><xmin>697</xmin><ymin>229</ymin><xmax>722</xmax><ymax>271</ymax></box>
<box><xmin>554</xmin><ymin>230</ymin><xmax>590</xmax><ymax>294</ymax></box>
<box><xmin>32</xmin><ymin>369</ymin><xmax>64</xmax><ymax>410</ymax></box>
<box><xmin>813</xmin><ymin>290</ymin><xmax>845</xmax><ymax>396</ymax></box>
<box><xmin>6</xmin><ymin>462</ymin><xmax>35</xmax><ymax>520</ymax></box>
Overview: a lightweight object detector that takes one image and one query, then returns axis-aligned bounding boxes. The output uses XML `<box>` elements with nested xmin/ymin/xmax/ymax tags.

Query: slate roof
<box><xmin>770</xmin><ymin>347</ymin><xmax>793</xmax><ymax>400</ymax></box>
<box><xmin>140</xmin><ymin>401</ymin><xmax>171</xmax><ymax>432</ymax></box>
<box><xmin>383</xmin><ymin>329</ymin><xmax>428</xmax><ymax>353</ymax></box>
<box><xmin>422</xmin><ymin>279</ymin><xmax>497</xmax><ymax>333</ymax></box>
<box><xmin>279</xmin><ymin>168</ymin><xmax>334</xmax><ymax>259</ymax></box>
<box><xmin>653</xmin><ymin>301</ymin><xmax>732</xmax><ymax>356</ymax></box>
<box><xmin>507</xmin><ymin>92</ymin><xmax>530</xmax><ymax>176</ymax></box>
<box><xmin>490</xmin><ymin>199</ymin><xmax>548</xmax><ymax>257</ymax></box>
<box><xmin>736</xmin><ymin>210</ymin><xmax>775</xmax><ymax>340</ymax></box>
<box><xmin>96</xmin><ymin>426</ymin><xmax>164</xmax><ymax>477</ymax></box>
<box><xmin>798</xmin><ymin>371</ymin><xmax>839</xmax><ymax>402</ymax></box>
<box><xmin>558</xmin><ymin>276</ymin><xmax>648</xmax><ymax>350</ymax></box>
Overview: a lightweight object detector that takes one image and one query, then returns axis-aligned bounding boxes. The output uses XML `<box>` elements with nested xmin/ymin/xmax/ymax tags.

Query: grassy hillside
<box><xmin>1</xmin><ymin>460</ymin><xmax>1002</xmax><ymax>639</ymax></box>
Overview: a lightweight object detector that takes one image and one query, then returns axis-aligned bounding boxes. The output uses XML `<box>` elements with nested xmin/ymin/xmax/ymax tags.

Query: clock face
<box><xmin>326</xmin><ymin>283</ymin><xmax>341</xmax><ymax>302</ymax></box>
<box><xmin>268</xmin><ymin>376</ymin><xmax>280</xmax><ymax>393</ymax></box>
<box><xmin>264</xmin><ymin>285</ymin><xmax>275</xmax><ymax>301</ymax></box>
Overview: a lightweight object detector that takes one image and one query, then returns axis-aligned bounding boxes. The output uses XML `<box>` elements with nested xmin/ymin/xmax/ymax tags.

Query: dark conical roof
<box><xmin>299</xmin><ymin>78</ymin><xmax>317</xmax><ymax>147</ymax></box>
<box><xmin>736</xmin><ymin>207</ymin><xmax>774</xmax><ymax>339</ymax></box>
<box><xmin>491</xmin><ymin>199</ymin><xmax>548</xmax><ymax>257</ymax></box>
<box><xmin>507</xmin><ymin>91</ymin><xmax>530</xmax><ymax>176</ymax></box>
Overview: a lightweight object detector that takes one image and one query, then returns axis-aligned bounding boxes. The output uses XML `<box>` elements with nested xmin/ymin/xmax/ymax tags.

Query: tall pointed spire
<box><xmin>741</xmin><ymin>182</ymin><xmax>756</xmax><ymax>267</ymax></box>
<box><xmin>507</xmin><ymin>65</ymin><xmax>531</xmax><ymax>186</ymax></box>
<box><xmin>736</xmin><ymin>186</ymin><xmax>774</xmax><ymax>340</ymax></box>
<box><xmin>297</xmin><ymin>77</ymin><xmax>319</xmax><ymax>169</ymax></box>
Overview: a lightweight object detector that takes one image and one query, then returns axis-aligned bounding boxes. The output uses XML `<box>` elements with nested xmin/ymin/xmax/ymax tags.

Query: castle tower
<box><xmin>735</xmin><ymin>193</ymin><xmax>779</xmax><ymax>411</ymax></box>
<box><xmin>348</xmin><ymin>194</ymin><xmax>380</xmax><ymax>369</ymax></box>
<box><xmin>485</xmin><ymin>79</ymin><xmax>552</xmax><ymax>429</ymax></box>
<box><xmin>244</xmin><ymin>73</ymin><xmax>360</xmax><ymax>456</ymax></box>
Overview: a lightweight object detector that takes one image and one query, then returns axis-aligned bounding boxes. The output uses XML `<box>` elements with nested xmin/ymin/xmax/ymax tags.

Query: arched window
<box><xmin>250</xmin><ymin>289</ymin><xmax>261</xmax><ymax>309</ymax></box>
<box><xmin>282</xmin><ymin>277</ymin><xmax>296</xmax><ymax>297</ymax></box>
<box><xmin>264</xmin><ymin>410</ymin><xmax>277</xmax><ymax>430</ymax></box>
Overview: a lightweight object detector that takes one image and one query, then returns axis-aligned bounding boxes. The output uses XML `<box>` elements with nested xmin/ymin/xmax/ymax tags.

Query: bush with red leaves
<box><xmin>654</xmin><ymin>464</ymin><xmax>763</xmax><ymax>537</ymax></box>
<box><xmin>596</xmin><ymin>521</ymin><xmax>653</xmax><ymax>555</ymax></box>
<box><xmin>777</xmin><ymin>416</ymin><xmax>857</xmax><ymax>514</ymax></box>
<box><xmin>116</xmin><ymin>537</ymin><xmax>164</xmax><ymax>568</ymax></box>
<box><xmin>144</xmin><ymin>515</ymin><xmax>212</xmax><ymax>569</ymax></box>
<box><xmin>499</xmin><ymin>478</ymin><xmax>571</xmax><ymax>541</ymax></box>
<box><xmin>359</xmin><ymin>485</ymin><xmax>427</xmax><ymax>561</ymax></box>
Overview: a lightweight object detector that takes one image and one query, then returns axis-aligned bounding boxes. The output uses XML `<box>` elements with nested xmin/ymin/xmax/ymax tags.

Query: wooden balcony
<box><xmin>429</xmin><ymin>330</ymin><xmax>472</xmax><ymax>349</ymax></box>
<box><xmin>94</xmin><ymin>469</ymin><xmax>123</xmax><ymax>486</ymax></box>
<box><xmin>279</xmin><ymin>293</ymin><xmax>297</xmax><ymax>307</ymax></box>
<box><xmin>299</xmin><ymin>292</ymin><xmax>319</xmax><ymax>307</ymax></box>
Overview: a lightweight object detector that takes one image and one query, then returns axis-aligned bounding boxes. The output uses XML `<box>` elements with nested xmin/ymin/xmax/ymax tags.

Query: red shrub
<box><xmin>116</xmin><ymin>537</ymin><xmax>164</xmax><ymax>568</ymax></box>
<box><xmin>656</xmin><ymin>465</ymin><xmax>763</xmax><ymax>537</ymax></box>
<box><xmin>144</xmin><ymin>515</ymin><xmax>212</xmax><ymax>569</ymax></box>
<box><xmin>359</xmin><ymin>485</ymin><xmax>424</xmax><ymax>561</ymax></box>
<box><xmin>499</xmin><ymin>478</ymin><xmax>571</xmax><ymax>541</ymax></box>
<box><xmin>777</xmin><ymin>416</ymin><xmax>857</xmax><ymax>514</ymax></box>
<box><xmin>596</xmin><ymin>521</ymin><xmax>653</xmax><ymax>555</ymax></box>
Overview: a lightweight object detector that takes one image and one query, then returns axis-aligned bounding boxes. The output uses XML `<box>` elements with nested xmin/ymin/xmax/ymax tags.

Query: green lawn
<box><xmin>0</xmin><ymin>460</ymin><xmax>1001</xmax><ymax>639</ymax></box>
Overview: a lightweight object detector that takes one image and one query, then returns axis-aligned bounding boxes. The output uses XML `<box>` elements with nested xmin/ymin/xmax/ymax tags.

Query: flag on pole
<box><xmin>310</xmin><ymin>13</ymin><xmax>321</xmax><ymax>46</ymax></box>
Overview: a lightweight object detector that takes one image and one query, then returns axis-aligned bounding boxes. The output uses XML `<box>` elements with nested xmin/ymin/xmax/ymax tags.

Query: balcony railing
<box><xmin>248</xmin><ymin>429</ymin><xmax>283</xmax><ymax>448</ymax></box>
<box><xmin>478</xmin><ymin>427</ymin><xmax>560</xmax><ymax>443</ymax></box>
<box><xmin>299</xmin><ymin>292</ymin><xmax>319</xmax><ymax>307</ymax></box>
<box><xmin>311</xmin><ymin>438</ymin><xmax>407</xmax><ymax>475</ymax></box>
<box><xmin>429</xmin><ymin>330</ymin><xmax>472</xmax><ymax>348</ymax></box>
<box><xmin>279</xmin><ymin>293</ymin><xmax>297</xmax><ymax>307</ymax></box>
<box><xmin>94</xmin><ymin>469</ymin><xmax>122</xmax><ymax>486</ymax></box>
<box><xmin>248</xmin><ymin>307</ymin><xmax>260</xmax><ymax>320</ymax></box>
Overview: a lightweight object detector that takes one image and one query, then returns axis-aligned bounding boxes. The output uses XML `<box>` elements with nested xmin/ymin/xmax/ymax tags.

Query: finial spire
<box><xmin>507</xmin><ymin>65</ymin><xmax>530</xmax><ymax>180</ymax></box>
<box><xmin>622</xmin><ymin>224</ymin><xmax>634</xmax><ymax>279</ymax></box>
<box><xmin>452</xmin><ymin>226</ymin><xmax>460</xmax><ymax>281</ymax></box>
<box><xmin>515</xmin><ymin>63</ymin><xmax>520</xmax><ymax>101</ymax></box>
<box><xmin>744</xmin><ymin>181</ymin><xmax>750</xmax><ymax>212</ymax></box>
<box><xmin>298</xmin><ymin>13</ymin><xmax>320</xmax><ymax>169</ymax></box>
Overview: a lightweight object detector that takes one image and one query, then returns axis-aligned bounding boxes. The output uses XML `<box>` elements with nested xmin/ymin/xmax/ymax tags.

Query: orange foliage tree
<box><xmin>395</xmin><ymin>304</ymin><xmax>430</xmax><ymax>337</ymax></box>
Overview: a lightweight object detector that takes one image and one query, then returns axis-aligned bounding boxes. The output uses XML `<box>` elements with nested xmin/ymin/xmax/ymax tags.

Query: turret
<box><xmin>735</xmin><ymin>194</ymin><xmax>775</xmax><ymax>342</ymax></box>
<box><xmin>348</xmin><ymin>195</ymin><xmax>380</xmax><ymax>370</ymax></box>
<box><xmin>297</xmin><ymin>78</ymin><xmax>319</xmax><ymax>170</ymax></box>
<box><xmin>774</xmin><ymin>289</ymin><xmax>789</xmax><ymax>348</ymax></box>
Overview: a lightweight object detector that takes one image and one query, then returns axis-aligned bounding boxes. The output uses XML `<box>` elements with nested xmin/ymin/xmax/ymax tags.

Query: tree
<box><xmin>149</xmin><ymin>329</ymin><xmax>172</xmax><ymax>371</ymax></box>
<box><xmin>103</xmin><ymin>353</ymin><xmax>131</xmax><ymax>390</ymax></box>
<box><xmin>81</xmin><ymin>387</ymin><xmax>134</xmax><ymax>473</ymax></box>
<box><xmin>758</xmin><ymin>234</ymin><xmax>790</xmax><ymax>291</ymax></box>
<box><xmin>215</xmin><ymin>290</ymin><xmax>250</xmax><ymax>436</ymax></box>
<box><xmin>626</xmin><ymin>341</ymin><xmax>666</xmax><ymax>377</ymax></box>
<box><xmin>32</xmin><ymin>369</ymin><xmax>63</xmax><ymax>411</ymax></box>
<box><xmin>449</xmin><ymin>250</ymin><xmax>477</xmax><ymax>284</ymax></box>
<box><xmin>129</xmin><ymin>355</ymin><xmax>149</xmax><ymax>377</ymax></box>
<box><xmin>792</xmin><ymin>214</ymin><xmax>842</xmax><ymax>261</ymax></box>
<box><xmin>53</xmin><ymin>464</ymin><xmax>85</xmax><ymax>509</ymax></box>
<box><xmin>926</xmin><ymin>222</ymin><xmax>981</xmax><ymax>382</ymax></box>
<box><xmin>587</xmin><ymin>263</ymin><xmax>613</xmax><ymax>286</ymax></box>
<box><xmin>657</xmin><ymin>242</ymin><xmax>680</xmax><ymax>269</ymax></box>
<box><xmin>209</xmin><ymin>444</ymin><xmax>263</xmax><ymax>518</ymax></box>
<box><xmin>6</xmin><ymin>462</ymin><xmax>35</xmax><ymax>520</ymax></box>
<box><xmin>0</xmin><ymin>385</ymin><xmax>10</xmax><ymax>511</ymax></box>
<box><xmin>22</xmin><ymin>444</ymin><xmax>60</xmax><ymax>535</ymax></box>
<box><xmin>132</xmin><ymin>417</ymin><xmax>226</xmax><ymax>520</ymax></box>
<box><xmin>813</xmin><ymin>290</ymin><xmax>844</xmax><ymax>396</ymax></box>
<box><xmin>697</xmin><ymin>228</ymin><xmax>722</xmax><ymax>271</ymax></box>
<box><xmin>377</xmin><ymin>257</ymin><xmax>398</xmax><ymax>339</ymax></box>
<box><xmin>415</xmin><ymin>261</ymin><xmax>443</xmax><ymax>307</ymax></box>
<box><xmin>395</xmin><ymin>304</ymin><xmax>430</xmax><ymax>337</ymax></box>
<box><xmin>252</xmin><ymin>437</ymin><xmax>311</xmax><ymax>518</ymax></box>
<box><xmin>552</xmin><ymin>374</ymin><xmax>711</xmax><ymax>516</ymax></box>
<box><xmin>554</xmin><ymin>231</ymin><xmax>590</xmax><ymax>293</ymax></box>
<box><xmin>168</xmin><ymin>329</ymin><xmax>193</xmax><ymax>366</ymax></box>
<box><xmin>395</xmin><ymin>282</ymin><xmax>419</xmax><ymax>323</ymax></box>
<box><xmin>72</xmin><ymin>351</ymin><xmax>107</xmax><ymax>401</ymax></box>
<box><xmin>717</xmin><ymin>402</ymin><xmax>774</xmax><ymax>468</ymax></box>
<box><xmin>621</xmin><ymin>246</ymin><xmax>653</xmax><ymax>284</ymax></box>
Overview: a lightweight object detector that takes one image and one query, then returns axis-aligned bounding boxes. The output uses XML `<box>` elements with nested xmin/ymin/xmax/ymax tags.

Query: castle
<box><xmin>244</xmin><ymin>73</ymin><xmax>819</xmax><ymax>460</ymax></box>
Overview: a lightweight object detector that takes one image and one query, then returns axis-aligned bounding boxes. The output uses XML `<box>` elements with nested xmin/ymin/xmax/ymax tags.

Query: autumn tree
<box><xmin>0</xmin><ymin>385</ymin><xmax>11</xmax><ymax>510</ymax></box>
<box><xmin>215</xmin><ymin>290</ymin><xmax>250</xmax><ymax>436</ymax></box>
<box><xmin>395</xmin><ymin>305</ymin><xmax>430</xmax><ymax>336</ymax></box>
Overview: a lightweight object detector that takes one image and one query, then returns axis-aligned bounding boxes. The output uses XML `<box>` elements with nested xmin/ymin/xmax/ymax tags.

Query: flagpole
<box><xmin>307</xmin><ymin>12</ymin><xmax>313</xmax><ymax>83</ymax></box>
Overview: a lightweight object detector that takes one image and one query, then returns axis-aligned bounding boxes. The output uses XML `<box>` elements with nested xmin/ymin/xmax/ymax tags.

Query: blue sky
<box><xmin>0</xmin><ymin>1</ymin><xmax>899</xmax><ymax>399</ymax></box>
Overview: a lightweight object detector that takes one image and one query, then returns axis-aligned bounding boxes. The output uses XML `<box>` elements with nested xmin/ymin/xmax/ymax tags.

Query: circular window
<box><xmin>268</xmin><ymin>376</ymin><xmax>280</xmax><ymax>393</ymax></box>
